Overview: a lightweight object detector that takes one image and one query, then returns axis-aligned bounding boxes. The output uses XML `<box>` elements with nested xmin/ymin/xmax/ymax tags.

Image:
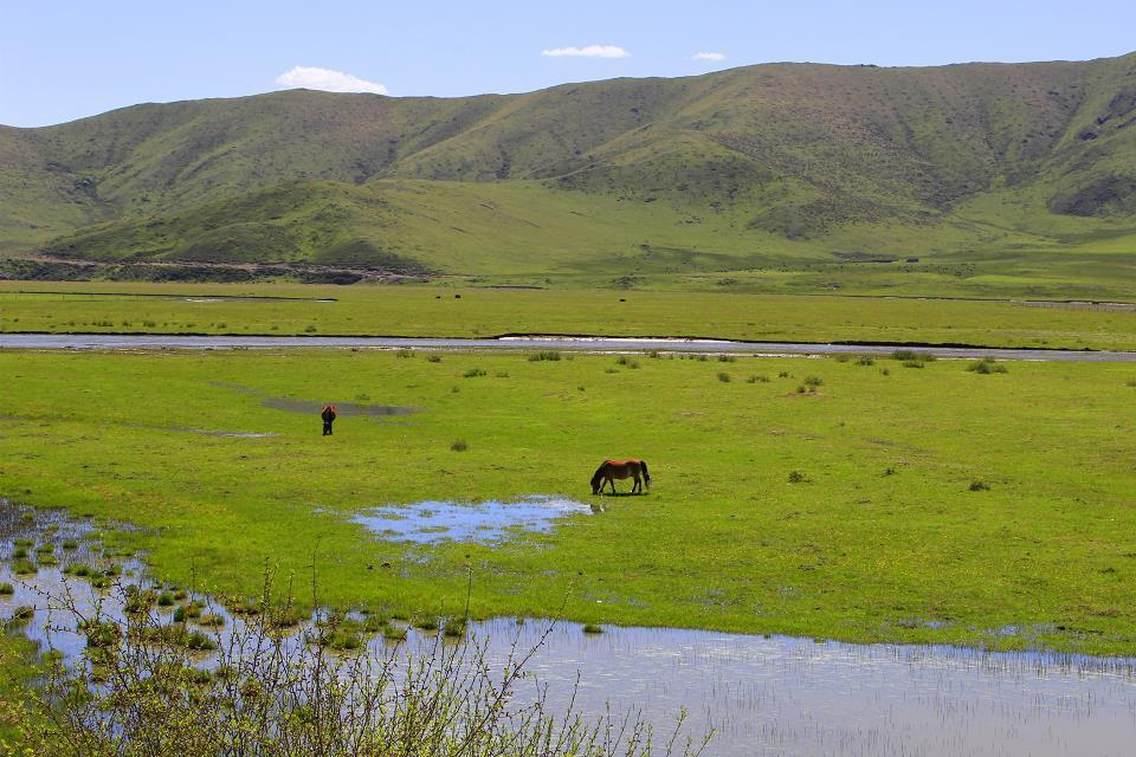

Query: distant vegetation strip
<box><xmin>2</xmin><ymin>282</ymin><xmax>1133</xmax><ymax>351</ymax></box>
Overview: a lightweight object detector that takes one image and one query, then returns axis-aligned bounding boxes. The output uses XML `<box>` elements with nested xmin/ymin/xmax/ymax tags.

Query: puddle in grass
<box><xmin>352</xmin><ymin>496</ymin><xmax>596</xmax><ymax>544</ymax></box>
<box><xmin>208</xmin><ymin>382</ymin><xmax>418</xmax><ymax>418</ymax></box>
<box><xmin>261</xmin><ymin>398</ymin><xmax>418</xmax><ymax>417</ymax></box>
<box><xmin>4</xmin><ymin>499</ymin><xmax>1136</xmax><ymax>756</ymax></box>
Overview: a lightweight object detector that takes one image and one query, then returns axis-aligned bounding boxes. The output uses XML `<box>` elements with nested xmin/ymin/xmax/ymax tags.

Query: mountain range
<box><xmin>1</xmin><ymin>51</ymin><xmax>1134</xmax><ymax>281</ymax></box>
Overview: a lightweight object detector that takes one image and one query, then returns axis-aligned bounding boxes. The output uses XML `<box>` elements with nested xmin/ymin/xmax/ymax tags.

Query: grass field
<box><xmin>2</xmin><ymin>281</ymin><xmax>1134</xmax><ymax>350</ymax></box>
<box><xmin>2</xmin><ymin>348</ymin><xmax>1134</xmax><ymax>654</ymax></box>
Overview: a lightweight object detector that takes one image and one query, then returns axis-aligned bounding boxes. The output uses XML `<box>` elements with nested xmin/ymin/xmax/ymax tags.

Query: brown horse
<box><xmin>590</xmin><ymin>459</ymin><xmax>651</xmax><ymax>495</ymax></box>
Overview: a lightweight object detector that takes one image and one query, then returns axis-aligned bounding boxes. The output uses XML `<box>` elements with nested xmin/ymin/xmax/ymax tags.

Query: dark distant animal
<box><xmin>321</xmin><ymin>404</ymin><xmax>337</xmax><ymax>436</ymax></box>
<box><xmin>590</xmin><ymin>459</ymin><xmax>651</xmax><ymax>495</ymax></box>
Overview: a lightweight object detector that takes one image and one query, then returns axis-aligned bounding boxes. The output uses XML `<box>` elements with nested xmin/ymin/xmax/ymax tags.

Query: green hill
<box><xmin>2</xmin><ymin>52</ymin><xmax>1135</xmax><ymax>288</ymax></box>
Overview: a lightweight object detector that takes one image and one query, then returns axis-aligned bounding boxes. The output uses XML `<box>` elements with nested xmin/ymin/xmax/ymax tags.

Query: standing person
<box><xmin>321</xmin><ymin>404</ymin><xmax>337</xmax><ymax>436</ymax></box>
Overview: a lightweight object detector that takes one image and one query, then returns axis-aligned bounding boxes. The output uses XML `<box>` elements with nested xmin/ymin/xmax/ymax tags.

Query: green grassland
<box><xmin>2</xmin><ymin>349</ymin><xmax>1134</xmax><ymax>653</ymax></box>
<box><xmin>2</xmin><ymin>282</ymin><xmax>1135</xmax><ymax>349</ymax></box>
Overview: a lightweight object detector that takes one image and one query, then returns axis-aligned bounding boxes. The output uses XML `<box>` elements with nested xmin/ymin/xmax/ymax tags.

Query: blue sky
<box><xmin>3</xmin><ymin>0</ymin><xmax>1134</xmax><ymax>127</ymax></box>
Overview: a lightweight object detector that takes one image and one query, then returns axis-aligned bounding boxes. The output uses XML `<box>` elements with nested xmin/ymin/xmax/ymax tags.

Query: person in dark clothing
<box><xmin>321</xmin><ymin>404</ymin><xmax>337</xmax><ymax>436</ymax></box>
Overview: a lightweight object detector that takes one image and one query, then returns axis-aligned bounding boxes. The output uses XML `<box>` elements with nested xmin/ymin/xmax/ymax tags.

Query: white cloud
<box><xmin>541</xmin><ymin>45</ymin><xmax>630</xmax><ymax>59</ymax></box>
<box><xmin>274</xmin><ymin>66</ymin><xmax>388</xmax><ymax>95</ymax></box>
<box><xmin>692</xmin><ymin>52</ymin><xmax>726</xmax><ymax>62</ymax></box>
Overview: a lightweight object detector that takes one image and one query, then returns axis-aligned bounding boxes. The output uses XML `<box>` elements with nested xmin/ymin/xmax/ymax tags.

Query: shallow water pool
<box><xmin>351</xmin><ymin>495</ymin><xmax>596</xmax><ymax>544</ymax></box>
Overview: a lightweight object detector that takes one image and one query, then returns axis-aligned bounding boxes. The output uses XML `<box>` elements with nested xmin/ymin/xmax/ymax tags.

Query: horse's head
<box><xmin>590</xmin><ymin>465</ymin><xmax>605</xmax><ymax>495</ymax></box>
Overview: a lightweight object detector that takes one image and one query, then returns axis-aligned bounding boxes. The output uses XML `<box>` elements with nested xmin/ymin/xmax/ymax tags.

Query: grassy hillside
<box><xmin>2</xmin><ymin>52</ymin><xmax>1135</xmax><ymax>286</ymax></box>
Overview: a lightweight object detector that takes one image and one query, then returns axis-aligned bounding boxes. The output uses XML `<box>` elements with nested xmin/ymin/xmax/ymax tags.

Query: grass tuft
<box><xmin>968</xmin><ymin>358</ymin><xmax>1008</xmax><ymax>374</ymax></box>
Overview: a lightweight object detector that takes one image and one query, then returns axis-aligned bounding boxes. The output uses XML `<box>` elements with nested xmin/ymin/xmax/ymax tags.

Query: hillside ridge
<box><xmin>2</xmin><ymin>51</ymin><xmax>1134</xmax><ymax>283</ymax></box>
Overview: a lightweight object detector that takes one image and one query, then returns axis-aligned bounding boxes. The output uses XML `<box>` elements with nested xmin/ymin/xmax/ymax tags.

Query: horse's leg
<box><xmin>608</xmin><ymin>478</ymin><xmax>617</xmax><ymax>495</ymax></box>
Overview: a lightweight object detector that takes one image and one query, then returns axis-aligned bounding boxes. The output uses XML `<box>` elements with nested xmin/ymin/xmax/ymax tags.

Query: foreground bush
<box><xmin>5</xmin><ymin>580</ymin><xmax>710</xmax><ymax>756</ymax></box>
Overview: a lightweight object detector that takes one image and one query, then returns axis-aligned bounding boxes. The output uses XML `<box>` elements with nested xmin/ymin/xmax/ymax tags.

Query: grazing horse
<box><xmin>590</xmin><ymin>459</ymin><xmax>651</xmax><ymax>495</ymax></box>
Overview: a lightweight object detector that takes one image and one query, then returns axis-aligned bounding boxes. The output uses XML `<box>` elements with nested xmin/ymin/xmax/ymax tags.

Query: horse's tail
<box><xmin>640</xmin><ymin>460</ymin><xmax>651</xmax><ymax>487</ymax></box>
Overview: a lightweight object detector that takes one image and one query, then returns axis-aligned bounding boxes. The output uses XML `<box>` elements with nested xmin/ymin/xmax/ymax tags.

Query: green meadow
<box><xmin>2</xmin><ymin>348</ymin><xmax>1134</xmax><ymax>653</ymax></box>
<box><xmin>2</xmin><ymin>281</ymin><xmax>1134</xmax><ymax>350</ymax></box>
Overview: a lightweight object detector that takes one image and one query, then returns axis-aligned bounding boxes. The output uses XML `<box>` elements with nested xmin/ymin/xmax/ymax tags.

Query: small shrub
<box><xmin>62</xmin><ymin>539</ymin><xmax>78</xmax><ymax>550</ymax></box>
<box><xmin>604</xmin><ymin>367</ymin><xmax>619</xmax><ymax>374</ymax></box>
<box><xmin>462</xmin><ymin>368</ymin><xmax>487</xmax><ymax>378</ymax></box>
<box><xmin>857</xmin><ymin>355</ymin><xmax>875</xmax><ymax>366</ymax></box>
<box><xmin>173</xmin><ymin>606</ymin><xmax>187</xmax><ymax>623</ymax></box>
<box><xmin>582</xmin><ymin>623</ymin><xmax>603</xmax><ymax>635</ymax></box>
<box><xmin>186</xmin><ymin>630</ymin><xmax>218</xmax><ymax>651</ymax></box>
<box><xmin>361</xmin><ymin>615</ymin><xmax>386</xmax><ymax>634</ymax></box>
<box><xmin>796</xmin><ymin>385</ymin><xmax>806</xmax><ymax>394</ymax></box>
<box><xmin>717</xmin><ymin>372</ymin><xmax>731</xmax><ymax>383</ymax></box>
<box><xmin>968</xmin><ymin>358</ymin><xmax>1008</xmax><ymax>374</ymax></box>
<box><xmin>495</xmin><ymin>371</ymin><xmax>509</xmax><ymax>378</ymax></box>
<box><xmin>80</xmin><ymin>619</ymin><xmax>120</xmax><ymax>648</ymax></box>
<box><xmin>880</xmin><ymin>368</ymin><xmax>891</xmax><ymax>376</ymax></box>
<box><xmin>902</xmin><ymin>360</ymin><xmax>924</xmax><ymax>369</ymax></box>
<box><xmin>303</xmin><ymin>324</ymin><xmax>317</xmax><ymax>333</ymax></box>
<box><xmin>426</xmin><ymin>354</ymin><xmax>443</xmax><ymax>363</ymax></box>
<box><xmin>969</xmin><ymin>480</ymin><xmax>991</xmax><ymax>492</ymax></box>
<box><xmin>12</xmin><ymin>560</ymin><xmax>36</xmax><ymax>575</ymax></box>
<box><xmin>396</xmin><ymin>349</ymin><xmax>414</xmax><ymax>359</ymax></box>
<box><xmin>788</xmin><ymin>470</ymin><xmax>808</xmax><ymax>484</ymax></box>
<box><xmin>416</xmin><ymin>618</ymin><xmax>440</xmax><ymax>631</ymax></box>
<box><xmin>745</xmin><ymin>374</ymin><xmax>770</xmax><ymax>384</ymax></box>
<box><xmin>64</xmin><ymin>559</ymin><xmax>91</xmax><ymax>577</ymax></box>
<box><xmin>157</xmin><ymin>591</ymin><xmax>175</xmax><ymax>607</ymax></box>
<box><xmin>615</xmin><ymin>356</ymin><xmax>640</xmax><ymax>369</ymax></box>
<box><xmin>9</xmin><ymin>606</ymin><xmax>35</xmax><ymax>624</ymax></box>
<box><xmin>198</xmin><ymin>613</ymin><xmax>225</xmax><ymax>628</ymax></box>
<box><xmin>803</xmin><ymin>376</ymin><xmax>823</xmax><ymax>387</ymax></box>
<box><xmin>11</xmin><ymin>547</ymin><xmax>27</xmax><ymax>560</ymax></box>
<box><xmin>0</xmin><ymin>583</ymin><xmax>13</xmax><ymax>596</ymax></box>
<box><xmin>442</xmin><ymin>618</ymin><xmax>467</xmax><ymax>638</ymax></box>
<box><xmin>834</xmin><ymin>354</ymin><xmax>850</xmax><ymax>363</ymax></box>
<box><xmin>382</xmin><ymin>625</ymin><xmax>408</xmax><ymax>641</ymax></box>
<box><xmin>268</xmin><ymin>607</ymin><xmax>302</xmax><ymax>629</ymax></box>
<box><xmin>450</xmin><ymin>439</ymin><xmax>468</xmax><ymax>452</ymax></box>
<box><xmin>124</xmin><ymin>589</ymin><xmax>156</xmax><ymax>615</ymax></box>
<box><xmin>35</xmin><ymin>543</ymin><xmax>54</xmax><ymax>554</ymax></box>
<box><xmin>718</xmin><ymin>355</ymin><xmax>736</xmax><ymax>363</ymax></box>
<box><xmin>527</xmin><ymin>351</ymin><xmax>561</xmax><ymax>362</ymax></box>
<box><xmin>778</xmin><ymin>370</ymin><xmax>791</xmax><ymax>378</ymax></box>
